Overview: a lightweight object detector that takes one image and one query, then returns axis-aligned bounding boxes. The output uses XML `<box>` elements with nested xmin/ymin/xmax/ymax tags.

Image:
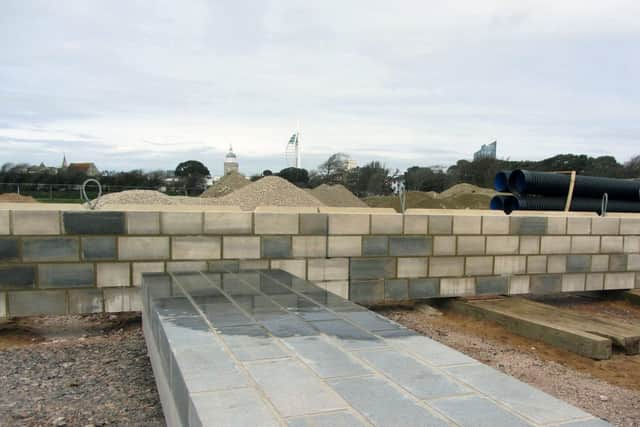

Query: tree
<box><xmin>263</xmin><ymin>170</ymin><xmax>273</xmax><ymax>176</ymax></box>
<box><xmin>175</xmin><ymin>160</ymin><xmax>211</xmax><ymax>195</ymax></box>
<box><xmin>346</xmin><ymin>161</ymin><xmax>392</xmax><ymax>196</ymax></box>
<box><xmin>317</xmin><ymin>153</ymin><xmax>351</xmax><ymax>184</ymax></box>
<box><xmin>277</xmin><ymin>167</ymin><xmax>309</xmax><ymax>187</ymax></box>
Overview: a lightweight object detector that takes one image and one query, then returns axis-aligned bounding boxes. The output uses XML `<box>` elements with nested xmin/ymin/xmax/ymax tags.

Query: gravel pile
<box><xmin>0</xmin><ymin>193</ymin><xmax>38</xmax><ymax>203</ymax></box>
<box><xmin>92</xmin><ymin>190</ymin><xmax>176</xmax><ymax>208</ymax></box>
<box><xmin>201</xmin><ymin>172</ymin><xmax>249</xmax><ymax>198</ymax></box>
<box><xmin>309</xmin><ymin>184</ymin><xmax>367</xmax><ymax>207</ymax></box>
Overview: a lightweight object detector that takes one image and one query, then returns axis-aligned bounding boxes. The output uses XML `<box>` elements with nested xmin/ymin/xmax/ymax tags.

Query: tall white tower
<box><xmin>285</xmin><ymin>131</ymin><xmax>302</xmax><ymax>168</ymax></box>
<box><xmin>224</xmin><ymin>145</ymin><xmax>239</xmax><ymax>175</ymax></box>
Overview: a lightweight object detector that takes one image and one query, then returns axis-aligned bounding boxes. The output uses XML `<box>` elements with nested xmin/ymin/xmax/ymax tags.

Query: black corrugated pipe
<box><xmin>489</xmin><ymin>195</ymin><xmax>516</xmax><ymax>211</ymax></box>
<box><xmin>493</xmin><ymin>170</ymin><xmax>512</xmax><ymax>192</ymax></box>
<box><xmin>510</xmin><ymin>196</ymin><xmax>640</xmax><ymax>215</ymax></box>
<box><xmin>508</xmin><ymin>169</ymin><xmax>640</xmax><ymax>200</ymax></box>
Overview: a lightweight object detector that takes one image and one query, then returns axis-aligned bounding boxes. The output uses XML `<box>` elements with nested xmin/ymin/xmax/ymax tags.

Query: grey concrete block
<box><xmin>457</xmin><ymin>236</ymin><xmax>486</xmax><ymax>255</ymax></box>
<box><xmin>592</xmin><ymin>217</ymin><xmax>619</xmax><ymax>235</ymax></box>
<box><xmin>81</xmin><ymin>236</ymin><xmax>116</xmax><ymax>260</ymax></box>
<box><xmin>604</xmin><ymin>272</ymin><xmax>635</xmax><ymax>289</ymax></box>
<box><xmin>371</xmin><ymin>214</ymin><xmax>403</xmax><ymax>234</ymax></box>
<box><xmin>433</xmin><ymin>236</ymin><xmax>456</xmax><ymax>255</ymax></box>
<box><xmin>624</xmin><ymin>236</ymin><xmax>640</xmax><ymax>253</ymax></box>
<box><xmin>292</xmin><ymin>236</ymin><xmax>326</xmax><ymax>258</ymax></box>
<box><xmin>172</xmin><ymin>236</ymin><xmax>221</xmax><ymax>260</ymax></box>
<box><xmin>167</xmin><ymin>261</ymin><xmax>208</xmax><ymax>272</ymax></box>
<box><xmin>22</xmin><ymin>237</ymin><xmax>79</xmax><ymax>262</ymax></box>
<box><xmin>350</xmin><ymin>258</ymin><xmax>395</xmax><ymax>279</ymax></box>
<box><xmin>610</xmin><ymin>254</ymin><xmax>628</xmax><ymax>272</ymax></box>
<box><xmin>307</xmin><ymin>258</ymin><xmax>348</xmax><ymax>281</ymax></box>
<box><xmin>0</xmin><ymin>238</ymin><xmax>19</xmax><ymax>261</ymax></box>
<box><xmin>389</xmin><ymin>236</ymin><xmax>432</xmax><ymax>256</ymax></box>
<box><xmin>328</xmin><ymin>213</ymin><xmax>369</xmax><ymax>235</ymax></box>
<box><xmin>309</xmin><ymin>318</ymin><xmax>383</xmax><ymax>349</ymax></box>
<box><xmin>299</xmin><ymin>213</ymin><xmax>327</xmax><ymax>235</ymax></box>
<box><xmin>119</xmin><ymin>236</ymin><xmax>170</xmax><ymax>260</ymax></box>
<box><xmin>547</xmin><ymin>255</ymin><xmax>567</xmax><ymax>273</ymax></box>
<box><xmin>566</xmin><ymin>255</ymin><xmax>591</xmax><ymax>272</ymax></box>
<box><xmin>527</xmin><ymin>255</ymin><xmax>547</xmax><ymax>273</ymax></box>
<box><xmin>287</xmin><ymin>412</ymin><xmax>365</xmax><ymax>427</ymax></box>
<box><xmin>327</xmin><ymin>236</ymin><xmax>361</xmax><ymax>257</ymax></box>
<box><xmin>571</xmin><ymin>236</ymin><xmax>600</xmax><ymax>254</ymax></box>
<box><xmin>350</xmin><ymin>279</ymin><xmax>384</xmax><ymax>305</ymax></box>
<box><xmin>12</xmin><ymin>211</ymin><xmax>60</xmax><ymax>235</ymax></box>
<box><xmin>482</xmin><ymin>216</ymin><xmax>509</xmax><ymax>234</ymax></box>
<box><xmin>409</xmin><ymin>278</ymin><xmax>440</xmax><ymax>299</ymax></box>
<box><xmin>262</xmin><ymin>236</ymin><xmax>292</xmax><ymax>258</ymax></box>
<box><xmin>476</xmin><ymin>276</ymin><xmax>508</xmax><ymax>295</ymax></box>
<box><xmin>431</xmin><ymin>395</ymin><xmax>531</xmax><ymax>427</ymax></box>
<box><xmin>591</xmin><ymin>255</ymin><xmax>609</xmax><ymax>272</ymax></box>
<box><xmin>385</xmin><ymin>279</ymin><xmax>409</xmax><ymax>301</ymax></box>
<box><xmin>441</xmin><ymin>277</ymin><xmax>475</xmax><ymax>296</ymax></box>
<box><xmin>0</xmin><ymin>211</ymin><xmax>8</xmax><ymax>235</ymax></box>
<box><xmin>362</xmin><ymin>236</ymin><xmax>388</xmax><ymax>256</ymax></box>
<box><xmin>132</xmin><ymin>262</ymin><xmax>165</xmax><ymax>286</ymax></box>
<box><xmin>207</xmin><ymin>260</ymin><xmax>240</xmax><ymax>273</ymax></box>
<box><xmin>8</xmin><ymin>290</ymin><xmax>66</xmax><ymax>316</ymax></box>
<box><xmin>104</xmin><ymin>287</ymin><xmax>142</xmax><ymax>311</ymax></box>
<box><xmin>428</xmin><ymin>215</ymin><xmax>452</xmax><ymax>234</ymax></box>
<box><xmin>63</xmin><ymin>212</ymin><xmax>125</xmax><ymax>235</ymax></box>
<box><xmin>270</xmin><ymin>259</ymin><xmax>306</xmax><ymax>278</ymax></box>
<box><xmin>218</xmin><ymin>324</ymin><xmax>287</xmax><ymax>361</ymax></box>
<box><xmin>39</xmin><ymin>263</ymin><xmax>94</xmax><ymax>288</ymax></box>
<box><xmin>0</xmin><ymin>292</ymin><xmax>5</xmax><ymax>317</ymax></box>
<box><xmin>97</xmin><ymin>263</ymin><xmax>130</xmax><ymax>287</ymax></box>
<box><xmin>530</xmin><ymin>274</ymin><xmax>562</xmax><ymax>294</ymax></box>
<box><xmin>562</xmin><ymin>273</ymin><xmax>586</xmax><ymax>292</ymax></box>
<box><xmin>126</xmin><ymin>211</ymin><xmax>160</xmax><ymax>235</ymax></box>
<box><xmin>204</xmin><ymin>211</ymin><xmax>252</xmax><ymax>234</ymax></box>
<box><xmin>485</xmin><ymin>236</ymin><xmax>519</xmax><ymax>255</ymax></box>
<box><xmin>384</xmin><ymin>334</ymin><xmax>476</xmax><ymax>366</ymax></box>
<box><xmin>404</xmin><ymin>215</ymin><xmax>428</xmax><ymax>234</ymax></box>
<box><xmin>620</xmin><ymin>218</ymin><xmax>640</xmax><ymax>235</ymax></box>
<box><xmin>429</xmin><ymin>257</ymin><xmax>464</xmax><ymax>277</ymax></box>
<box><xmin>540</xmin><ymin>236</ymin><xmax>571</xmax><ymax>254</ymax></box>
<box><xmin>567</xmin><ymin>217</ymin><xmax>591</xmax><ymax>235</ymax></box>
<box><xmin>511</xmin><ymin>216</ymin><xmax>547</xmax><ymax>235</ymax></box>
<box><xmin>519</xmin><ymin>236</ymin><xmax>540</xmax><ymax>254</ymax></box>
<box><xmin>223</xmin><ymin>236</ymin><xmax>261</xmax><ymax>259</ymax></box>
<box><xmin>68</xmin><ymin>289</ymin><xmax>104</xmax><ymax>314</ymax></box>
<box><xmin>586</xmin><ymin>273</ymin><xmax>604</xmax><ymax>291</ymax></box>
<box><xmin>0</xmin><ymin>265</ymin><xmax>36</xmax><ymax>290</ymax></box>
<box><xmin>465</xmin><ymin>256</ymin><xmax>494</xmax><ymax>275</ymax></box>
<box><xmin>161</xmin><ymin>212</ymin><xmax>202</xmax><ymax>234</ymax></box>
<box><xmin>397</xmin><ymin>257</ymin><xmax>427</xmax><ymax>278</ymax></box>
<box><xmin>255</xmin><ymin>212</ymin><xmax>298</xmax><ymax>234</ymax></box>
<box><xmin>189</xmin><ymin>388</ymin><xmax>280</xmax><ymax>427</ymax></box>
<box><xmin>509</xmin><ymin>276</ymin><xmax>530</xmax><ymax>294</ymax></box>
<box><xmin>453</xmin><ymin>216</ymin><xmax>481</xmax><ymax>234</ymax></box>
<box><xmin>601</xmin><ymin>236</ymin><xmax>624</xmax><ymax>253</ymax></box>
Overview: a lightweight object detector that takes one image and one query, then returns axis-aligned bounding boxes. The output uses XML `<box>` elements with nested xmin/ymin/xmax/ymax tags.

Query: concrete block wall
<box><xmin>1</xmin><ymin>206</ymin><xmax>639</xmax><ymax>317</ymax></box>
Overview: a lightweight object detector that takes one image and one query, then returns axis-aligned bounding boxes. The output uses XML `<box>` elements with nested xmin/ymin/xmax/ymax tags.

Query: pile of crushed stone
<box><xmin>201</xmin><ymin>171</ymin><xmax>249</xmax><ymax>198</ymax></box>
<box><xmin>91</xmin><ymin>190</ymin><xmax>176</xmax><ymax>208</ymax></box>
<box><xmin>309</xmin><ymin>184</ymin><xmax>367</xmax><ymax>208</ymax></box>
<box><xmin>0</xmin><ymin>193</ymin><xmax>38</xmax><ymax>203</ymax></box>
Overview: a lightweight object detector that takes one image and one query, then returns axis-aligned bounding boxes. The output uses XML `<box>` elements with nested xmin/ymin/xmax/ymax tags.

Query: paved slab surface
<box><xmin>142</xmin><ymin>269</ymin><xmax>610</xmax><ymax>427</ymax></box>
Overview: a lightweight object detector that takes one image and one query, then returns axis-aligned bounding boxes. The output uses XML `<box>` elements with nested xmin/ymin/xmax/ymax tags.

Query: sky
<box><xmin>1</xmin><ymin>1</ymin><xmax>639</xmax><ymax>176</ymax></box>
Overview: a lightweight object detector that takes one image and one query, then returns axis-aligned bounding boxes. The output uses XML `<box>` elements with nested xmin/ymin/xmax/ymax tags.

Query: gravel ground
<box><xmin>214</xmin><ymin>176</ymin><xmax>324</xmax><ymax>210</ymax></box>
<box><xmin>309</xmin><ymin>184</ymin><xmax>367</xmax><ymax>207</ymax></box>
<box><xmin>0</xmin><ymin>313</ymin><xmax>164</xmax><ymax>427</ymax></box>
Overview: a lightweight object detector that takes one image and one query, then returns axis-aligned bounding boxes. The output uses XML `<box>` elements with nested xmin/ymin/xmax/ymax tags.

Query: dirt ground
<box><xmin>377</xmin><ymin>295</ymin><xmax>640</xmax><ymax>427</ymax></box>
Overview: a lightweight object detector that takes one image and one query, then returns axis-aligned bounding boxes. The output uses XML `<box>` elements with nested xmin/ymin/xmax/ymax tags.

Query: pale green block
<box><xmin>452</xmin><ymin>216</ymin><xmax>481</xmax><ymax>235</ymax></box>
<box><xmin>255</xmin><ymin>213</ymin><xmax>299</xmax><ymax>235</ymax></box>
<box><xmin>485</xmin><ymin>236</ymin><xmax>519</xmax><ymax>255</ymax></box>
<box><xmin>12</xmin><ymin>211</ymin><xmax>60</xmax><ymax>235</ymax></box>
<box><xmin>223</xmin><ymin>236</ymin><xmax>260</xmax><ymax>259</ymax></box>
<box><xmin>307</xmin><ymin>258</ymin><xmax>348</xmax><ymax>281</ymax></box>
<box><xmin>403</xmin><ymin>215</ymin><xmax>428</xmax><ymax>235</ymax></box>
<box><xmin>397</xmin><ymin>257</ymin><xmax>427</xmax><ymax>278</ymax></box>
<box><xmin>482</xmin><ymin>216</ymin><xmax>509</xmax><ymax>235</ymax></box>
<box><xmin>527</xmin><ymin>255</ymin><xmax>547</xmax><ymax>274</ymax></box>
<box><xmin>540</xmin><ymin>236</ymin><xmax>571</xmax><ymax>254</ymax></box>
<box><xmin>519</xmin><ymin>236</ymin><xmax>540</xmax><ymax>255</ymax></box>
<box><xmin>494</xmin><ymin>256</ymin><xmax>526</xmax><ymax>275</ymax></box>
<box><xmin>371</xmin><ymin>214</ymin><xmax>403</xmax><ymax>234</ymax></box>
<box><xmin>465</xmin><ymin>256</ymin><xmax>493</xmax><ymax>275</ymax></box>
<box><xmin>161</xmin><ymin>212</ymin><xmax>203</xmax><ymax>234</ymax></box>
<box><xmin>104</xmin><ymin>288</ymin><xmax>142</xmax><ymax>312</ymax></box>
<box><xmin>127</xmin><ymin>212</ymin><xmax>160</xmax><ymax>235</ymax></box>
<box><xmin>600</xmin><ymin>236</ymin><xmax>623</xmax><ymax>253</ymax></box>
<box><xmin>172</xmin><ymin>236</ymin><xmax>221</xmax><ymax>260</ymax></box>
<box><xmin>328</xmin><ymin>213</ymin><xmax>369</xmax><ymax>235</ymax></box>
<box><xmin>566</xmin><ymin>217</ymin><xmax>591</xmax><ymax>235</ymax></box>
<box><xmin>327</xmin><ymin>236</ymin><xmax>361</xmax><ymax>257</ymax></box>
<box><xmin>118</xmin><ymin>236</ymin><xmax>170</xmax><ymax>260</ymax></box>
<box><xmin>428</xmin><ymin>257</ymin><xmax>464</xmax><ymax>277</ymax></box>
<box><xmin>204</xmin><ymin>211</ymin><xmax>252</xmax><ymax>234</ymax></box>
<box><xmin>97</xmin><ymin>263</ymin><xmax>131</xmax><ymax>287</ymax></box>
<box><xmin>433</xmin><ymin>236</ymin><xmax>456</xmax><ymax>255</ymax></box>
<box><xmin>570</xmin><ymin>236</ymin><xmax>600</xmax><ymax>254</ymax></box>
<box><xmin>457</xmin><ymin>236</ymin><xmax>485</xmax><ymax>255</ymax></box>
<box><xmin>591</xmin><ymin>217</ymin><xmax>619</xmax><ymax>235</ymax></box>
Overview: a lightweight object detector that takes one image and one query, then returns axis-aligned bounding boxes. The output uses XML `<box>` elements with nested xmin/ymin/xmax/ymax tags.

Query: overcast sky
<box><xmin>1</xmin><ymin>1</ymin><xmax>639</xmax><ymax>176</ymax></box>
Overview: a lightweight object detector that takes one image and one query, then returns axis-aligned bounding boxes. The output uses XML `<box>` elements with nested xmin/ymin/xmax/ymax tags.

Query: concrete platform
<box><xmin>142</xmin><ymin>269</ymin><xmax>610</xmax><ymax>427</ymax></box>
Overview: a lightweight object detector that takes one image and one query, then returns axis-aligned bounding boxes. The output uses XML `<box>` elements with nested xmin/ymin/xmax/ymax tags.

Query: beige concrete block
<box><xmin>571</xmin><ymin>236</ymin><xmax>600</xmax><ymax>254</ymax></box>
<box><xmin>12</xmin><ymin>211</ymin><xmax>60</xmax><ymax>235</ymax></box>
<box><xmin>591</xmin><ymin>217</ymin><xmax>619</xmax><ymax>235</ymax></box>
<box><xmin>494</xmin><ymin>256</ymin><xmax>526</xmax><ymax>274</ymax></box>
<box><xmin>328</xmin><ymin>236</ymin><xmax>361</xmax><ymax>257</ymax></box>
<box><xmin>585</xmin><ymin>273</ymin><xmax>604</xmax><ymax>291</ymax></box>
<box><xmin>547</xmin><ymin>255</ymin><xmax>567</xmax><ymax>273</ymax></box>
<box><xmin>239</xmin><ymin>260</ymin><xmax>269</xmax><ymax>270</ymax></box>
<box><xmin>547</xmin><ymin>217</ymin><xmax>567</xmax><ymax>234</ymax></box>
<box><xmin>403</xmin><ymin>215</ymin><xmax>428</xmax><ymax>234</ymax></box>
<box><xmin>457</xmin><ymin>236</ymin><xmax>486</xmax><ymax>255</ymax></box>
<box><xmin>132</xmin><ymin>262</ymin><xmax>165</xmax><ymax>287</ymax></box>
<box><xmin>127</xmin><ymin>212</ymin><xmax>160</xmax><ymax>235</ymax></box>
<box><xmin>271</xmin><ymin>259</ymin><xmax>306</xmax><ymax>278</ymax></box>
<box><xmin>433</xmin><ymin>236</ymin><xmax>456</xmax><ymax>255</ymax></box>
<box><xmin>428</xmin><ymin>216</ymin><xmax>452</xmax><ymax>234</ymax></box>
<box><xmin>482</xmin><ymin>216</ymin><xmax>509</xmax><ymax>235</ymax></box>
<box><xmin>172</xmin><ymin>236</ymin><xmax>221</xmax><ymax>260</ymax></box>
<box><xmin>628</xmin><ymin>254</ymin><xmax>640</xmax><ymax>271</ymax></box>
<box><xmin>204</xmin><ymin>211</ymin><xmax>252</xmax><ymax>234</ymax></box>
<box><xmin>328</xmin><ymin>213</ymin><xmax>369</xmax><ymax>235</ymax></box>
<box><xmin>465</xmin><ymin>256</ymin><xmax>493</xmax><ymax>275</ymax></box>
<box><xmin>166</xmin><ymin>261</ymin><xmax>208</xmax><ymax>272</ymax></box>
<box><xmin>397</xmin><ymin>257</ymin><xmax>428</xmax><ymax>278</ymax></box>
<box><xmin>321</xmin><ymin>280</ymin><xmax>349</xmax><ymax>299</ymax></box>
<box><xmin>68</xmin><ymin>289</ymin><xmax>103</xmax><ymax>314</ymax></box>
<box><xmin>567</xmin><ymin>217</ymin><xmax>591</xmax><ymax>235</ymax></box>
<box><xmin>292</xmin><ymin>236</ymin><xmax>326</xmax><ymax>258</ymax></box>
<box><xmin>601</xmin><ymin>236</ymin><xmax>624</xmax><ymax>253</ymax></box>
<box><xmin>519</xmin><ymin>236</ymin><xmax>540</xmax><ymax>255</ymax></box>
<box><xmin>161</xmin><ymin>212</ymin><xmax>202</xmax><ymax>234</ymax></box>
<box><xmin>0</xmin><ymin>211</ymin><xmax>9</xmax><ymax>235</ymax></box>
<box><xmin>97</xmin><ymin>263</ymin><xmax>130</xmax><ymax>287</ymax></box>
<box><xmin>118</xmin><ymin>237</ymin><xmax>170</xmax><ymax>260</ymax></box>
<box><xmin>604</xmin><ymin>272</ymin><xmax>635</xmax><ymax>290</ymax></box>
<box><xmin>307</xmin><ymin>258</ymin><xmax>349</xmax><ymax>281</ymax></box>
<box><xmin>591</xmin><ymin>255</ymin><xmax>609</xmax><ymax>272</ymax></box>
<box><xmin>0</xmin><ymin>292</ymin><xmax>6</xmax><ymax>318</ymax></box>
<box><xmin>509</xmin><ymin>276</ymin><xmax>530</xmax><ymax>294</ymax></box>
<box><xmin>540</xmin><ymin>236</ymin><xmax>571</xmax><ymax>254</ymax></box>
<box><xmin>562</xmin><ymin>274</ymin><xmax>585</xmax><ymax>292</ymax></box>
<box><xmin>441</xmin><ymin>277</ymin><xmax>475</xmax><ymax>296</ymax></box>
<box><xmin>620</xmin><ymin>218</ymin><xmax>640</xmax><ymax>235</ymax></box>
<box><xmin>429</xmin><ymin>257</ymin><xmax>464</xmax><ymax>277</ymax></box>
<box><xmin>624</xmin><ymin>236</ymin><xmax>640</xmax><ymax>253</ymax></box>
<box><xmin>527</xmin><ymin>256</ymin><xmax>547</xmax><ymax>274</ymax></box>
<box><xmin>485</xmin><ymin>236</ymin><xmax>519</xmax><ymax>255</ymax></box>
<box><xmin>104</xmin><ymin>288</ymin><xmax>141</xmax><ymax>312</ymax></box>
<box><xmin>453</xmin><ymin>216</ymin><xmax>481</xmax><ymax>235</ymax></box>
<box><xmin>255</xmin><ymin>212</ymin><xmax>298</xmax><ymax>235</ymax></box>
<box><xmin>223</xmin><ymin>236</ymin><xmax>260</xmax><ymax>259</ymax></box>
<box><xmin>371</xmin><ymin>214</ymin><xmax>403</xmax><ymax>234</ymax></box>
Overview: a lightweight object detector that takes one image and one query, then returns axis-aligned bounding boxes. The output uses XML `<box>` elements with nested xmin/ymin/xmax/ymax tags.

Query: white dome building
<box><xmin>224</xmin><ymin>145</ymin><xmax>239</xmax><ymax>175</ymax></box>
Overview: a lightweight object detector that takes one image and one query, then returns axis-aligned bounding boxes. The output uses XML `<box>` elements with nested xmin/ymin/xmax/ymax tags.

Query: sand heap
<box><xmin>310</xmin><ymin>184</ymin><xmax>367</xmax><ymax>208</ymax></box>
<box><xmin>0</xmin><ymin>193</ymin><xmax>38</xmax><ymax>203</ymax></box>
<box><xmin>201</xmin><ymin>171</ymin><xmax>249</xmax><ymax>198</ymax></box>
<box><xmin>364</xmin><ymin>183</ymin><xmax>496</xmax><ymax>211</ymax></box>
<box><xmin>92</xmin><ymin>190</ymin><xmax>176</xmax><ymax>208</ymax></box>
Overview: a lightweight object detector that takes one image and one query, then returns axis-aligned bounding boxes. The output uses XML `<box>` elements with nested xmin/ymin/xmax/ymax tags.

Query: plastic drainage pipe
<box><xmin>493</xmin><ymin>170</ymin><xmax>512</xmax><ymax>192</ymax></box>
<box><xmin>490</xmin><ymin>195</ymin><xmax>518</xmax><ymax>213</ymax></box>
<box><xmin>508</xmin><ymin>169</ymin><xmax>640</xmax><ymax>200</ymax></box>
<box><xmin>510</xmin><ymin>196</ymin><xmax>640</xmax><ymax>215</ymax></box>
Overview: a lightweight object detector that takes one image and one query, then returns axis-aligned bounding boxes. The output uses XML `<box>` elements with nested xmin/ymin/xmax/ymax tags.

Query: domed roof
<box><xmin>224</xmin><ymin>145</ymin><xmax>238</xmax><ymax>162</ymax></box>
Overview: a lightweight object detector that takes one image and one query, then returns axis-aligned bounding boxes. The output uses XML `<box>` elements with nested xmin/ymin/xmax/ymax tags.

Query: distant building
<box><xmin>224</xmin><ymin>146</ymin><xmax>239</xmax><ymax>175</ymax></box>
<box><xmin>427</xmin><ymin>164</ymin><xmax>448</xmax><ymax>173</ymax></box>
<box><xmin>344</xmin><ymin>159</ymin><xmax>358</xmax><ymax>170</ymax></box>
<box><xmin>68</xmin><ymin>162</ymin><xmax>100</xmax><ymax>176</ymax></box>
<box><xmin>473</xmin><ymin>141</ymin><xmax>497</xmax><ymax>161</ymax></box>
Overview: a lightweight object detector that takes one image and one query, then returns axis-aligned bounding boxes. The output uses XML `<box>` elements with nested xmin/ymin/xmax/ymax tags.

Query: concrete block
<box><xmin>591</xmin><ymin>255</ymin><xmax>609</xmax><ymax>272</ymax></box>
<box><xmin>540</xmin><ymin>236</ymin><xmax>571</xmax><ymax>254</ymax></box>
<box><xmin>262</xmin><ymin>236</ymin><xmax>292</xmax><ymax>258</ymax></box>
<box><xmin>592</xmin><ymin>217</ymin><xmax>619</xmax><ymax>235</ymax></box>
<box><xmin>509</xmin><ymin>276</ymin><xmax>530</xmax><ymax>294</ymax></box>
<box><xmin>104</xmin><ymin>287</ymin><xmax>142</xmax><ymax>312</ymax></box>
<box><xmin>457</xmin><ymin>236</ymin><xmax>486</xmax><ymax>255</ymax></box>
<box><xmin>12</xmin><ymin>211</ymin><xmax>60</xmax><ymax>235</ymax></box>
<box><xmin>571</xmin><ymin>236</ymin><xmax>600</xmax><ymax>254</ymax></box>
<box><xmin>494</xmin><ymin>256</ymin><xmax>526</xmax><ymax>274</ymax></box>
<box><xmin>350</xmin><ymin>258</ymin><xmax>395</xmax><ymax>280</ymax></box>
<box><xmin>69</xmin><ymin>289</ymin><xmax>104</xmax><ymax>314</ymax></box>
<box><xmin>482</xmin><ymin>216</ymin><xmax>509</xmax><ymax>235</ymax></box>
<box><xmin>429</xmin><ymin>257</ymin><xmax>464</xmax><ymax>277</ymax></box>
<box><xmin>527</xmin><ymin>255</ymin><xmax>547</xmax><ymax>273</ymax></box>
<box><xmin>624</xmin><ymin>236</ymin><xmax>640</xmax><ymax>253</ymax></box>
<box><xmin>547</xmin><ymin>217</ymin><xmax>567</xmax><ymax>234</ymax></box>
<box><xmin>485</xmin><ymin>236</ymin><xmax>518</xmax><ymax>255</ymax></box>
<box><xmin>404</xmin><ymin>215</ymin><xmax>428</xmax><ymax>235</ymax></box>
<box><xmin>409</xmin><ymin>278</ymin><xmax>440</xmax><ymax>299</ymax></box>
<box><xmin>609</xmin><ymin>254</ymin><xmax>628</xmax><ymax>272</ymax></box>
<box><xmin>350</xmin><ymin>279</ymin><xmax>384</xmax><ymax>305</ymax></box>
<box><xmin>629</xmin><ymin>254</ymin><xmax>640</xmax><ymax>271</ymax></box>
<box><xmin>385</xmin><ymin>279</ymin><xmax>409</xmax><ymax>301</ymax></box>
<box><xmin>530</xmin><ymin>274</ymin><xmax>562</xmax><ymax>294</ymax></box>
<box><xmin>39</xmin><ymin>264</ymin><xmax>94</xmax><ymax>288</ymax></box>
<box><xmin>465</xmin><ymin>256</ymin><xmax>493</xmax><ymax>275</ymax></box>
<box><xmin>307</xmin><ymin>258</ymin><xmax>349</xmax><ymax>281</ymax></box>
<box><xmin>604</xmin><ymin>272</ymin><xmax>635</xmax><ymax>290</ymax></box>
<box><xmin>519</xmin><ymin>236</ymin><xmax>540</xmax><ymax>254</ymax></box>
<box><xmin>161</xmin><ymin>212</ymin><xmax>202</xmax><ymax>234</ymax></box>
<box><xmin>323</xmin><ymin>280</ymin><xmax>349</xmax><ymax>299</ymax></box>
<box><xmin>566</xmin><ymin>255</ymin><xmax>590</xmax><ymax>273</ymax></box>
<box><xmin>601</xmin><ymin>236</ymin><xmax>624</xmax><ymax>253</ymax></box>
<box><xmin>620</xmin><ymin>218</ymin><xmax>640</xmax><ymax>235</ymax></box>
<box><xmin>567</xmin><ymin>217</ymin><xmax>591</xmax><ymax>235</ymax></box>
<box><xmin>371</xmin><ymin>214</ymin><xmax>403</xmax><ymax>234</ymax></box>
<box><xmin>452</xmin><ymin>216</ymin><xmax>481</xmax><ymax>235</ymax></box>
<box><xmin>389</xmin><ymin>236</ymin><xmax>432</xmax><ymax>256</ymax></box>
<box><xmin>397</xmin><ymin>257</ymin><xmax>427</xmax><ymax>278</ymax></box>
<box><xmin>562</xmin><ymin>274</ymin><xmax>585</xmax><ymax>292</ymax></box>
<box><xmin>207</xmin><ymin>260</ymin><xmax>239</xmax><ymax>273</ymax></box>
<box><xmin>328</xmin><ymin>236</ymin><xmax>361</xmax><ymax>257</ymax></box>
<box><xmin>167</xmin><ymin>261</ymin><xmax>208</xmax><ymax>272</ymax></box>
<box><xmin>97</xmin><ymin>263</ymin><xmax>130</xmax><ymax>287</ymax></box>
<box><xmin>239</xmin><ymin>260</ymin><xmax>269</xmax><ymax>270</ymax></box>
<box><xmin>0</xmin><ymin>211</ymin><xmax>9</xmax><ymax>235</ymax></box>
<box><xmin>433</xmin><ymin>236</ymin><xmax>456</xmax><ymax>255</ymax></box>
<box><xmin>22</xmin><ymin>237</ymin><xmax>78</xmax><ymax>262</ymax></box>
<box><xmin>81</xmin><ymin>236</ymin><xmax>116</xmax><ymax>260</ymax></box>
<box><xmin>204</xmin><ymin>211</ymin><xmax>252</xmax><ymax>234</ymax></box>
<box><xmin>118</xmin><ymin>237</ymin><xmax>170</xmax><ymax>260</ymax></box>
<box><xmin>63</xmin><ymin>212</ymin><xmax>125</xmax><ymax>235</ymax></box>
<box><xmin>547</xmin><ymin>255</ymin><xmax>567</xmax><ymax>273</ymax></box>
<box><xmin>441</xmin><ymin>277</ymin><xmax>475</xmax><ymax>297</ymax></box>
<box><xmin>292</xmin><ymin>236</ymin><xmax>326</xmax><ymax>258</ymax></box>
<box><xmin>585</xmin><ymin>273</ymin><xmax>604</xmax><ymax>291</ymax></box>
<box><xmin>476</xmin><ymin>276</ymin><xmax>508</xmax><ymax>295</ymax></box>
<box><xmin>328</xmin><ymin>213</ymin><xmax>369</xmax><ymax>235</ymax></box>
<box><xmin>126</xmin><ymin>211</ymin><xmax>160</xmax><ymax>235</ymax></box>
<box><xmin>133</xmin><ymin>262</ymin><xmax>165</xmax><ymax>287</ymax></box>
<box><xmin>429</xmin><ymin>216</ymin><xmax>452</xmax><ymax>234</ymax></box>
<box><xmin>255</xmin><ymin>212</ymin><xmax>298</xmax><ymax>235</ymax></box>
<box><xmin>0</xmin><ymin>238</ymin><xmax>19</xmax><ymax>261</ymax></box>
<box><xmin>299</xmin><ymin>213</ymin><xmax>327</xmax><ymax>235</ymax></box>
<box><xmin>0</xmin><ymin>292</ymin><xmax>5</xmax><ymax>317</ymax></box>
<box><xmin>0</xmin><ymin>265</ymin><xmax>36</xmax><ymax>290</ymax></box>
<box><xmin>511</xmin><ymin>217</ymin><xmax>547</xmax><ymax>235</ymax></box>
<box><xmin>362</xmin><ymin>236</ymin><xmax>388</xmax><ymax>256</ymax></box>
<box><xmin>271</xmin><ymin>259</ymin><xmax>306</xmax><ymax>278</ymax></box>
<box><xmin>223</xmin><ymin>236</ymin><xmax>260</xmax><ymax>259</ymax></box>
<box><xmin>9</xmin><ymin>290</ymin><xmax>66</xmax><ymax>316</ymax></box>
